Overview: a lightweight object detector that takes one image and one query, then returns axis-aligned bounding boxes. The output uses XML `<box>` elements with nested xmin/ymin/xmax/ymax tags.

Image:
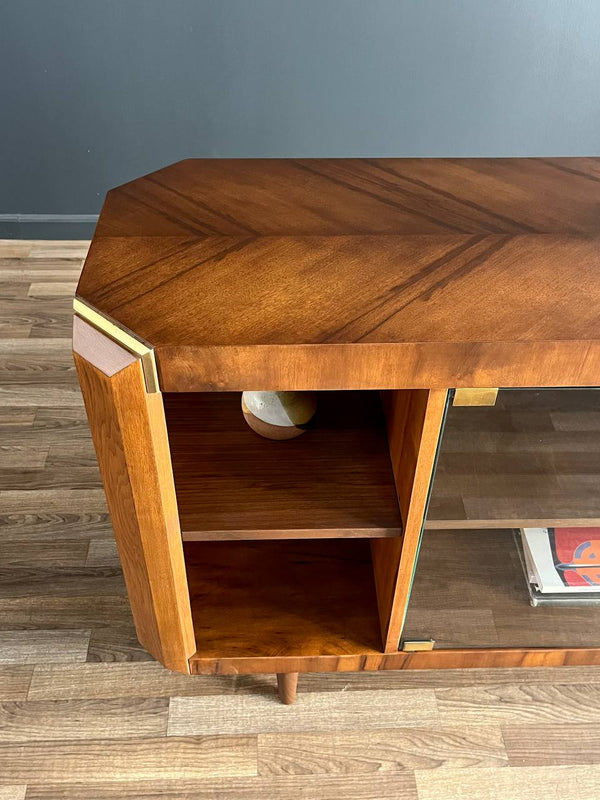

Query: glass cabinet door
<box><xmin>402</xmin><ymin>388</ymin><xmax>600</xmax><ymax>649</ymax></box>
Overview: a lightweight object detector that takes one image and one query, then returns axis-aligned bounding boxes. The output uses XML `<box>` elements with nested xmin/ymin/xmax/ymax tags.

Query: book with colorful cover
<box><xmin>521</xmin><ymin>527</ymin><xmax>600</xmax><ymax>593</ymax></box>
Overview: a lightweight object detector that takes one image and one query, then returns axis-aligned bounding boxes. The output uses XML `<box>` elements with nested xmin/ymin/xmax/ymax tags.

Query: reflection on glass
<box><xmin>404</xmin><ymin>388</ymin><xmax>600</xmax><ymax>650</ymax></box>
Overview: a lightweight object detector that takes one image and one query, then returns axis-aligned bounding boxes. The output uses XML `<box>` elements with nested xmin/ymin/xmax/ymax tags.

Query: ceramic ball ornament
<box><xmin>241</xmin><ymin>391</ymin><xmax>317</xmax><ymax>440</ymax></box>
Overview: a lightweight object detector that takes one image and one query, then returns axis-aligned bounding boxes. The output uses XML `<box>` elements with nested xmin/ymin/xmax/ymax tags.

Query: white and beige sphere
<box><xmin>241</xmin><ymin>391</ymin><xmax>317</xmax><ymax>440</ymax></box>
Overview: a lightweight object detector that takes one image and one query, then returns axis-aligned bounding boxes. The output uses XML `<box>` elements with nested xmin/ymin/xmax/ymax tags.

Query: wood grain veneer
<box><xmin>165</xmin><ymin>391</ymin><xmax>403</xmax><ymax>540</ymax></box>
<box><xmin>189</xmin><ymin>646</ymin><xmax>600</xmax><ymax>675</ymax></box>
<box><xmin>76</xmin><ymin>158</ymin><xmax>600</xmax><ymax>392</ymax></box>
<box><xmin>371</xmin><ymin>389</ymin><xmax>448</xmax><ymax>650</ymax></box>
<box><xmin>184</xmin><ymin>539</ymin><xmax>383</xmax><ymax>661</ymax></box>
<box><xmin>73</xmin><ymin>345</ymin><xmax>195</xmax><ymax>672</ymax></box>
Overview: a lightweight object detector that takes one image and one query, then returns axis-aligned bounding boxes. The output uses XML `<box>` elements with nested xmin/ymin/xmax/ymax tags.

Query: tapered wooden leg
<box><xmin>277</xmin><ymin>672</ymin><xmax>298</xmax><ymax>704</ymax></box>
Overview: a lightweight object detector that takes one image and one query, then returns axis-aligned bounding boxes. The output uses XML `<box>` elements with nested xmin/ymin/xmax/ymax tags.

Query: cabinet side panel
<box><xmin>372</xmin><ymin>389</ymin><xmax>448</xmax><ymax>651</ymax></box>
<box><xmin>74</xmin><ymin>350</ymin><xmax>195</xmax><ymax>672</ymax></box>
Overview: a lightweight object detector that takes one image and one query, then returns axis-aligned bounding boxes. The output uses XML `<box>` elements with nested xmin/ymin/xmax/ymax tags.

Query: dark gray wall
<box><xmin>2</xmin><ymin>0</ymin><xmax>600</xmax><ymax>235</ymax></box>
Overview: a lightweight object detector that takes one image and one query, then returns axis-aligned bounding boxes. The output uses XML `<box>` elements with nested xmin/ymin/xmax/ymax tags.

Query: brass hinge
<box><xmin>401</xmin><ymin>639</ymin><xmax>435</xmax><ymax>652</ymax></box>
<box><xmin>453</xmin><ymin>388</ymin><xmax>498</xmax><ymax>407</ymax></box>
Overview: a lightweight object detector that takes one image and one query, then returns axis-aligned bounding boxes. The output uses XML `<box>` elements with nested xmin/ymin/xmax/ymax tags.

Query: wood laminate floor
<box><xmin>1</xmin><ymin>240</ymin><xmax>600</xmax><ymax>799</ymax></box>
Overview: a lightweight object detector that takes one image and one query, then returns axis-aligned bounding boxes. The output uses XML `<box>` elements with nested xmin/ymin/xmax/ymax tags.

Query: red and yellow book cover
<box><xmin>549</xmin><ymin>528</ymin><xmax>600</xmax><ymax>588</ymax></box>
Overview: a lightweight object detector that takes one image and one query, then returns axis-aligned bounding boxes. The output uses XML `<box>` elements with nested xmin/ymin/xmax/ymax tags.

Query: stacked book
<box><xmin>519</xmin><ymin>527</ymin><xmax>600</xmax><ymax>605</ymax></box>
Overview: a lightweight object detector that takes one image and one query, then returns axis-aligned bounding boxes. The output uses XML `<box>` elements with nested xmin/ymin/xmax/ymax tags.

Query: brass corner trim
<box><xmin>401</xmin><ymin>640</ymin><xmax>435</xmax><ymax>652</ymax></box>
<box><xmin>453</xmin><ymin>388</ymin><xmax>498</xmax><ymax>407</ymax></box>
<box><xmin>73</xmin><ymin>297</ymin><xmax>159</xmax><ymax>393</ymax></box>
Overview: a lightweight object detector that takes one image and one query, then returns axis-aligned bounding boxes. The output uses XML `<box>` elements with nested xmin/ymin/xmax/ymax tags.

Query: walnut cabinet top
<box><xmin>76</xmin><ymin>158</ymin><xmax>600</xmax><ymax>391</ymax></box>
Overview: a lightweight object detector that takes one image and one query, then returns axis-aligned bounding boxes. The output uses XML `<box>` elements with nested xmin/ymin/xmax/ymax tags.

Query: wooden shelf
<box><xmin>427</xmin><ymin>389</ymin><xmax>600</xmax><ymax>530</ymax></box>
<box><xmin>164</xmin><ymin>391</ymin><xmax>403</xmax><ymax>540</ymax></box>
<box><xmin>184</xmin><ymin>539</ymin><xmax>383</xmax><ymax>661</ymax></box>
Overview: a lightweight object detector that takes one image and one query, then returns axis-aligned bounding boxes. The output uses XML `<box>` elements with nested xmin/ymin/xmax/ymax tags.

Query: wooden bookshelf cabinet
<box><xmin>73</xmin><ymin>158</ymin><xmax>600</xmax><ymax>702</ymax></box>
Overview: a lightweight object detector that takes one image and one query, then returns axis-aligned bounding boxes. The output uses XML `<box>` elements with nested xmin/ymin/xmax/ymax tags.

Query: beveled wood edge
<box><xmin>73</xmin><ymin>296</ymin><xmax>159</xmax><ymax>393</ymax></box>
<box><xmin>189</xmin><ymin>646</ymin><xmax>600</xmax><ymax>675</ymax></box>
<box><xmin>73</xmin><ymin>316</ymin><xmax>137</xmax><ymax>377</ymax></box>
<box><xmin>74</xmin><ymin>351</ymin><xmax>196</xmax><ymax>672</ymax></box>
<box><xmin>181</xmin><ymin>527</ymin><xmax>403</xmax><ymax>541</ymax></box>
<box><xmin>156</xmin><ymin>340</ymin><xmax>600</xmax><ymax>392</ymax></box>
<box><xmin>376</xmin><ymin>389</ymin><xmax>449</xmax><ymax>651</ymax></box>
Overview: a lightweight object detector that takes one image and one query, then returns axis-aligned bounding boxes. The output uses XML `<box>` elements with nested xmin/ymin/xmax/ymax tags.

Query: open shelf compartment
<box><xmin>184</xmin><ymin>538</ymin><xmax>384</xmax><ymax>660</ymax></box>
<box><xmin>164</xmin><ymin>390</ymin><xmax>403</xmax><ymax>540</ymax></box>
<box><xmin>162</xmin><ymin>387</ymin><xmax>447</xmax><ymax>666</ymax></box>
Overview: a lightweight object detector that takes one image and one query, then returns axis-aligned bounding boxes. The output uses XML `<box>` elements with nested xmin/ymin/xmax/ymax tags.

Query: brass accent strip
<box><xmin>73</xmin><ymin>297</ymin><xmax>159</xmax><ymax>393</ymax></box>
<box><xmin>453</xmin><ymin>388</ymin><xmax>498</xmax><ymax>407</ymax></box>
<box><xmin>402</xmin><ymin>640</ymin><xmax>435</xmax><ymax>652</ymax></box>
